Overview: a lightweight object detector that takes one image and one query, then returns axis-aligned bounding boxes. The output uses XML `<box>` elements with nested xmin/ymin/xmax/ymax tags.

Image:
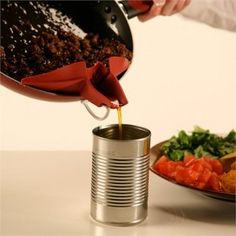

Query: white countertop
<box><xmin>1</xmin><ymin>151</ymin><xmax>235</xmax><ymax>236</ymax></box>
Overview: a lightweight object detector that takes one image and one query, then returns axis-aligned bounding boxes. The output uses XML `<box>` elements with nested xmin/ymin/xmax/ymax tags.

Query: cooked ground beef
<box><xmin>0</xmin><ymin>1</ymin><xmax>133</xmax><ymax>81</ymax></box>
<box><xmin>0</xmin><ymin>30</ymin><xmax>133</xmax><ymax>80</ymax></box>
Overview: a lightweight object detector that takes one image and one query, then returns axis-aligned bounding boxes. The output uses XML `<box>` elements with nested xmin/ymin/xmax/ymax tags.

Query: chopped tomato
<box><xmin>154</xmin><ymin>161</ymin><xmax>169</xmax><ymax>176</ymax></box>
<box><xmin>209</xmin><ymin>159</ymin><xmax>224</xmax><ymax>175</ymax></box>
<box><xmin>184</xmin><ymin>155</ymin><xmax>196</xmax><ymax>167</ymax></box>
<box><xmin>195</xmin><ymin>181</ymin><xmax>207</xmax><ymax>189</ymax></box>
<box><xmin>208</xmin><ymin>172</ymin><xmax>221</xmax><ymax>192</ymax></box>
<box><xmin>154</xmin><ymin>156</ymin><xmax>170</xmax><ymax>177</ymax></box>
<box><xmin>190</xmin><ymin>162</ymin><xmax>204</xmax><ymax>173</ymax></box>
<box><xmin>175</xmin><ymin>167</ymin><xmax>187</xmax><ymax>184</ymax></box>
<box><xmin>165</xmin><ymin>161</ymin><xmax>179</xmax><ymax>178</ymax></box>
<box><xmin>154</xmin><ymin>155</ymin><xmax>223</xmax><ymax>192</ymax></box>
<box><xmin>197</xmin><ymin>168</ymin><xmax>212</xmax><ymax>185</ymax></box>
<box><xmin>198</xmin><ymin>158</ymin><xmax>212</xmax><ymax>171</ymax></box>
<box><xmin>158</xmin><ymin>155</ymin><xmax>169</xmax><ymax>163</ymax></box>
<box><xmin>153</xmin><ymin>155</ymin><xmax>168</xmax><ymax>169</ymax></box>
<box><xmin>154</xmin><ymin>155</ymin><xmax>168</xmax><ymax>167</ymax></box>
<box><xmin>186</xmin><ymin>169</ymin><xmax>200</xmax><ymax>183</ymax></box>
<box><xmin>176</xmin><ymin>170</ymin><xmax>197</xmax><ymax>187</ymax></box>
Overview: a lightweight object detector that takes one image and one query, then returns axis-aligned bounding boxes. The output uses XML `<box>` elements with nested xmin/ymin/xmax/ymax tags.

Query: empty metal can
<box><xmin>91</xmin><ymin>124</ymin><xmax>151</xmax><ymax>225</ymax></box>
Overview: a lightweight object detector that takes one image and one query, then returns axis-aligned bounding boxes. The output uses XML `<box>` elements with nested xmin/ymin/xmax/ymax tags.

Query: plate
<box><xmin>150</xmin><ymin>141</ymin><xmax>236</xmax><ymax>202</ymax></box>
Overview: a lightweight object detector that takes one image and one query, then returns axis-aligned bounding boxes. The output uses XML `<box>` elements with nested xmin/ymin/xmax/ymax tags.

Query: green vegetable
<box><xmin>161</xmin><ymin>127</ymin><xmax>236</xmax><ymax>161</ymax></box>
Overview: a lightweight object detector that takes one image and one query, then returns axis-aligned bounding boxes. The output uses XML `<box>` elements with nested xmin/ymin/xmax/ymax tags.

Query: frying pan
<box><xmin>0</xmin><ymin>0</ymin><xmax>153</xmax><ymax>102</ymax></box>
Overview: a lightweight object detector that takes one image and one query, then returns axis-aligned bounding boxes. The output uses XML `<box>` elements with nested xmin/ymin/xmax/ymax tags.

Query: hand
<box><xmin>138</xmin><ymin>0</ymin><xmax>191</xmax><ymax>21</ymax></box>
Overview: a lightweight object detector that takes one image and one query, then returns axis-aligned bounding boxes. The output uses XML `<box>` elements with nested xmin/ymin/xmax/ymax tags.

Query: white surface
<box><xmin>1</xmin><ymin>151</ymin><xmax>235</xmax><ymax>236</ymax></box>
<box><xmin>1</xmin><ymin>15</ymin><xmax>236</xmax><ymax>151</ymax></box>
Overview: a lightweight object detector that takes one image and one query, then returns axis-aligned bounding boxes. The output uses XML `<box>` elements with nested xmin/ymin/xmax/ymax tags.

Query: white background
<box><xmin>1</xmin><ymin>14</ymin><xmax>236</xmax><ymax>151</ymax></box>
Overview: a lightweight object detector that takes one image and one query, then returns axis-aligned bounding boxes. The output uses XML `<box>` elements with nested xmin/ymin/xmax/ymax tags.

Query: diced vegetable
<box><xmin>220</xmin><ymin>169</ymin><xmax>236</xmax><ymax>194</ymax></box>
<box><xmin>154</xmin><ymin>155</ymin><xmax>224</xmax><ymax>192</ymax></box>
<box><xmin>161</xmin><ymin>127</ymin><xmax>236</xmax><ymax>161</ymax></box>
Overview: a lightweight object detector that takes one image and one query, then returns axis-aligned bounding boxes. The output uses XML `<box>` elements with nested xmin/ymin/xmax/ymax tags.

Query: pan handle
<box><xmin>120</xmin><ymin>0</ymin><xmax>153</xmax><ymax>19</ymax></box>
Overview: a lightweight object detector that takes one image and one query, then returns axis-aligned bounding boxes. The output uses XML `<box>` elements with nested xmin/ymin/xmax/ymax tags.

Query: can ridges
<box><xmin>91</xmin><ymin>124</ymin><xmax>151</xmax><ymax>224</ymax></box>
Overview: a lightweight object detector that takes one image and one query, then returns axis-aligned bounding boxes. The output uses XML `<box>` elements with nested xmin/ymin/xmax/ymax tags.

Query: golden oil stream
<box><xmin>117</xmin><ymin>106</ymin><xmax>122</xmax><ymax>139</ymax></box>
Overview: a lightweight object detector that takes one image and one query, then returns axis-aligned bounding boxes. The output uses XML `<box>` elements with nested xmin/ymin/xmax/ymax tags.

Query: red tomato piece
<box><xmin>186</xmin><ymin>169</ymin><xmax>200</xmax><ymax>183</ymax></box>
<box><xmin>190</xmin><ymin>162</ymin><xmax>204</xmax><ymax>173</ymax></box>
<box><xmin>154</xmin><ymin>157</ymin><xmax>177</xmax><ymax>179</ymax></box>
<box><xmin>198</xmin><ymin>168</ymin><xmax>212</xmax><ymax>183</ymax></box>
<box><xmin>154</xmin><ymin>155</ymin><xmax>223</xmax><ymax>193</ymax></box>
<box><xmin>165</xmin><ymin>161</ymin><xmax>179</xmax><ymax>178</ymax></box>
<box><xmin>195</xmin><ymin>181</ymin><xmax>207</xmax><ymax>189</ymax></box>
<box><xmin>176</xmin><ymin>161</ymin><xmax>185</xmax><ymax>166</ymax></box>
<box><xmin>154</xmin><ymin>161</ymin><xmax>168</xmax><ymax>175</ymax></box>
<box><xmin>156</xmin><ymin>160</ymin><xmax>181</xmax><ymax>179</ymax></box>
<box><xmin>153</xmin><ymin>155</ymin><xmax>168</xmax><ymax>171</ymax></box>
<box><xmin>202</xmin><ymin>156</ymin><xmax>212</xmax><ymax>163</ymax></box>
<box><xmin>156</xmin><ymin>155</ymin><xmax>169</xmax><ymax>164</ymax></box>
<box><xmin>175</xmin><ymin>167</ymin><xmax>187</xmax><ymax>184</ymax></box>
<box><xmin>198</xmin><ymin>158</ymin><xmax>212</xmax><ymax>171</ymax></box>
<box><xmin>208</xmin><ymin>172</ymin><xmax>221</xmax><ymax>192</ymax></box>
<box><xmin>195</xmin><ymin>168</ymin><xmax>212</xmax><ymax>189</ymax></box>
<box><xmin>184</xmin><ymin>155</ymin><xmax>196</xmax><ymax>167</ymax></box>
<box><xmin>209</xmin><ymin>159</ymin><xmax>224</xmax><ymax>175</ymax></box>
<box><xmin>175</xmin><ymin>167</ymin><xmax>199</xmax><ymax>186</ymax></box>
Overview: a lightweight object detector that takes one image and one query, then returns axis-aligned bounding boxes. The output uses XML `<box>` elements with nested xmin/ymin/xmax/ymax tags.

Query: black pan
<box><xmin>0</xmin><ymin>0</ymin><xmax>152</xmax><ymax>102</ymax></box>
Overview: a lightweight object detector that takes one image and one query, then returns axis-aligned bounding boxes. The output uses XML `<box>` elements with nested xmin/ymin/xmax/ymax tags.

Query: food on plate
<box><xmin>220</xmin><ymin>170</ymin><xmax>236</xmax><ymax>194</ymax></box>
<box><xmin>154</xmin><ymin>155</ymin><xmax>223</xmax><ymax>192</ymax></box>
<box><xmin>220</xmin><ymin>160</ymin><xmax>236</xmax><ymax>194</ymax></box>
<box><xmin>161</xmin><ymin>126</ymin><xmax>236</xmax><ymax>161</ymax></box>
<box><xmin>153</xmin><ymin>127</ymin><xmax>236</xmax><ymax>194</ymax></box>
<box><xmin>219</xmin><ymin>152</ymin><xmax>236</xmax><ymax>172</ymax></box>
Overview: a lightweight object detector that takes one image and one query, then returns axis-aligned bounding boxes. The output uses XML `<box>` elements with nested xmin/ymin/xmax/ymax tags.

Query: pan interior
<box><xmin>1</xmin><ymin>1</ymin><xmax>133</xmax><ymax>81</ymax></box>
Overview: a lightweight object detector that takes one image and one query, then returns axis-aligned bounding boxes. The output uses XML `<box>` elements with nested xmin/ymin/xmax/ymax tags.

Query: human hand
<box><xmin>138</xmin><ymin>0</ymin><xmax>191</xmax><ymax>21</ymax></box>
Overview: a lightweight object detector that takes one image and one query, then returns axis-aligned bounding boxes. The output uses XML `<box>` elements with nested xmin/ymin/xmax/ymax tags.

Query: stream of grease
<box><xmin>117</xmin><ymin>106</ymin><xmax>122</xmax><ymax>139</ymax></box>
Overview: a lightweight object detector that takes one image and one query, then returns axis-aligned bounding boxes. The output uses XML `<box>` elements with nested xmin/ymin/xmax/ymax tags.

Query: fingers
<box><xmin>171</xmin><ymin>0</ymin><xmax>191</xmax><ymax>15</ymax></box>
<box><xmin>161</xmin><ymin>0</ymin><xmax>180</xmax><ymax>15</ymax></box>
<box><xmin>138</xmin><ymin>6</ymin><xmax>162</xmax><ymax>22</ymax></box>
<box><xmin>162</xmin><ymin>0</ymin><xmax>191</xmax><ymax>15</ymax></box>
<box><xmin>138</xmin><ymin>0</ymin><xmax>165</xmax><ymax>22</ymax></box>
<box><xmin>138</xmin><ymin>0</ymin><xmax>191</xmax><ymax>21</ymax></box>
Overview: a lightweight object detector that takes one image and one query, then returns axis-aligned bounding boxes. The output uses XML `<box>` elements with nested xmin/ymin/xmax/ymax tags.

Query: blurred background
<box><xmin>1</xmin><ymin>11</ymin><xmax>236</xmax><ymax>151</ymax></box>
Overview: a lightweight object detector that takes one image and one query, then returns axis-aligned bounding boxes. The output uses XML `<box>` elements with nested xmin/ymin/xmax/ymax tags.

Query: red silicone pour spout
<box><xmin>21</xmin><ymin>57</ymin><xmax>130</xmax><ymax>108</ymax></box>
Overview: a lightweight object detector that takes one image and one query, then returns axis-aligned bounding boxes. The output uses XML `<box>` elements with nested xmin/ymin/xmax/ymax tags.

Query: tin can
<box><xmin>90</xmin><ymin>124</ymin><xmax>151</xmax><ymax>225</ymax></box>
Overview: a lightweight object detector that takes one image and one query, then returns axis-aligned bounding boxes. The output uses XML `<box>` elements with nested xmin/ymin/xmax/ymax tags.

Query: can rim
<box><xmin>92</xmin><ymin>124</ymin><xmax>151</xmax><ymax>141</ymax></box>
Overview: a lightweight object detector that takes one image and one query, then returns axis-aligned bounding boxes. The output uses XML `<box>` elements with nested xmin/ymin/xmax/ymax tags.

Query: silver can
<box><xmin>91</xmin><ymin>124</ymin><xmax>151</xmax><ymax>226</ymax></box>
